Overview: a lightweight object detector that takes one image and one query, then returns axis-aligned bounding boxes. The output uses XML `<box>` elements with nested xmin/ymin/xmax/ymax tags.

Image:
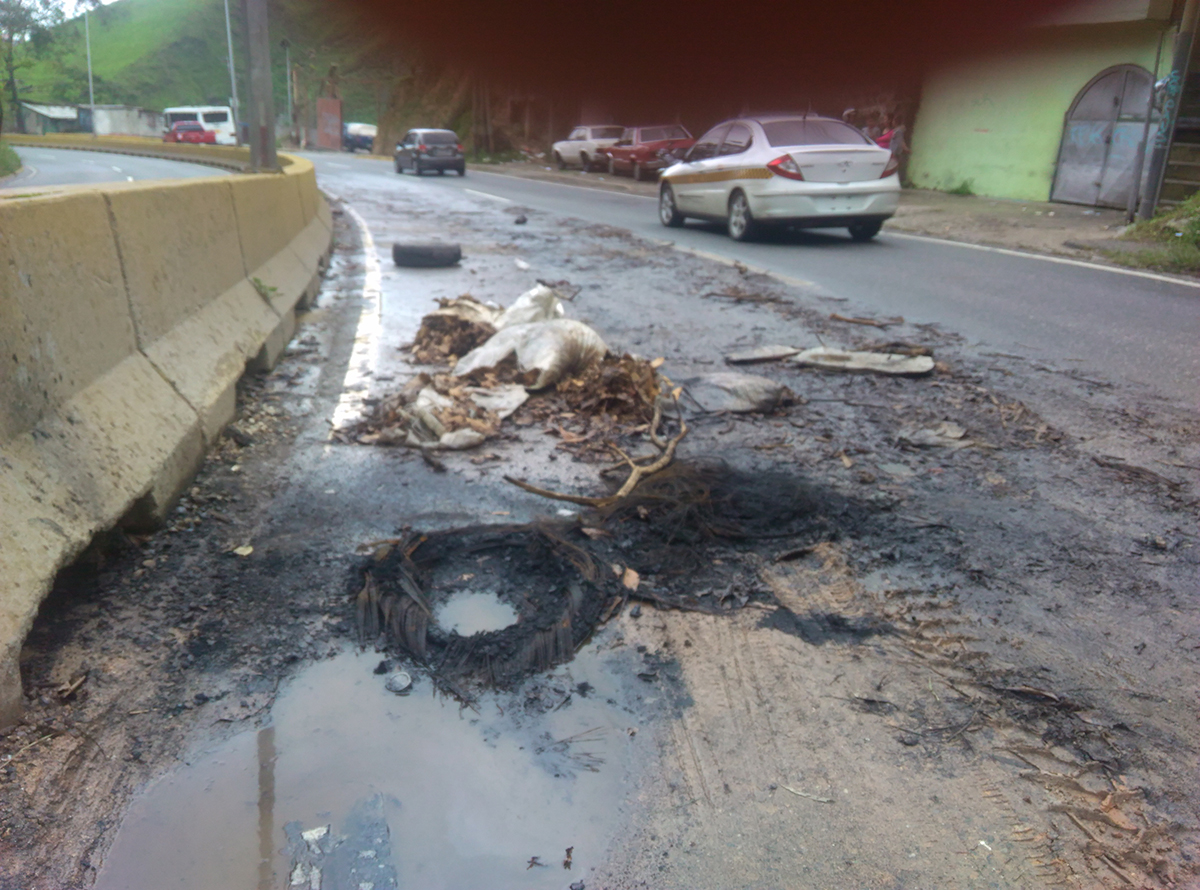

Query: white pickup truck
<box><xmin>552</xmin><ymin>125</ymin><xmax>625</xmax><ymax>171</ymax></box>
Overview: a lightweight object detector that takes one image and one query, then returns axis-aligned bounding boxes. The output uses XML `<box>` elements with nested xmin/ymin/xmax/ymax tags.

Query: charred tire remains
<box><xmin>391</xmin><ymin>241</ymin><xmax>462</xmax><ymax>268</ymax></box>
<box><xmin>357</xmin><ymin>524</ymin><xmax>611</xmax><ymax>688</ymax></box>
<box><xmin>355</xmin><ymin>464</ymin><xmax>865</xmax><ymax>691</ymax></box>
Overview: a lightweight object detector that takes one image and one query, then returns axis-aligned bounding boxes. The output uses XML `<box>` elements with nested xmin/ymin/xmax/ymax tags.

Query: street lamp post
<box><xmin>280</xmin><ymin>37</ymin><xmax>293</xmax><ymax>145</ymax></box>
<box><xmin>83</xmin><ymin>6</ymin><xmax>95</xmax><ymax>133</ymax></box>
<box><xmin>223</xmin><ymin>0</ymin><xmax>241</xmax><ymax>144</ymax></box>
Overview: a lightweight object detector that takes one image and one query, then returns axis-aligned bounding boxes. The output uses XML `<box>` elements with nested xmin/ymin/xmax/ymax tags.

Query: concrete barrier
<box><xmin>0</xmin><ymin>154</ymin><xmax>332</xmax><ymax>726</ymax></box>
<box><xmin>2</xmin><ymin>133</ymin><xmax>277</xmax><ymax>172</ymax></box>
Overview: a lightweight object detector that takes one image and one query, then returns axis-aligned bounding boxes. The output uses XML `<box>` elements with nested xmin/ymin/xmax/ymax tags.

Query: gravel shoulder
<box><xmin>1</xmin><ymin>170</ymin><xmax>1196</xmax><ymax>889</ymax></box>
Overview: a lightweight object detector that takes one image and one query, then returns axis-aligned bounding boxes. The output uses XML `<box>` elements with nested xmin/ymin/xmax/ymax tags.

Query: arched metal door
<box><xmin>1051</xmin><ymin>65</ymin><xmax>1157</xmax><ymax>208</ymax></box>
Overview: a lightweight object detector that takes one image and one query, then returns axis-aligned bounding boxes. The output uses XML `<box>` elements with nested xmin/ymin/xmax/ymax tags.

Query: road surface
<box><xmin>3</xmin><ymin>145</ymin><xmax>229</xmax><ymax>189</ymax></box>
<box><xmin>301</xmin><ymin>152</ymin><xmax>1199</xmax><ymax>407</ymax></box>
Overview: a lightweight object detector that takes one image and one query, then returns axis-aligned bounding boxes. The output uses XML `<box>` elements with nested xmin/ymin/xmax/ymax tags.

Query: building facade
<box><xmin>907</xmin><ymin>1</ymin><xmax>1179</xmax><ymax>210</ymax></box>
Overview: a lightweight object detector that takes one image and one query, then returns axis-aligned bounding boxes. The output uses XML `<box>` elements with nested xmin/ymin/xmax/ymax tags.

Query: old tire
<box><xmin>727</xmin><ymin>190</ymin><xmax>758</xmax><ymax>242</ymax></box>
<box><xmin>659</xmin><ymin>184</ymin><xmax>684</xmax><ymax>228</ymax></box>
<box><xmin>848</xmin><ymin>220</ymin><xmax>883</xmax><ymax>241</ymax></box>
<box><xmin>392</xmin><ymin>242</ymin><xmax>462</xmax><ymax>268</ymax></box>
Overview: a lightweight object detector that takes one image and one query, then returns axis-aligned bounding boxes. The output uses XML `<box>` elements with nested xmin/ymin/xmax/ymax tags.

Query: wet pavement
<box><xmin>94</xmin><ymin>640</ymin><xmax>642</xmax><ymax>890</ymax></box>
<box><xmin>5</xmin><ymin>147</ymin><xmax>1197</xmax><ymax>890</ymax></box>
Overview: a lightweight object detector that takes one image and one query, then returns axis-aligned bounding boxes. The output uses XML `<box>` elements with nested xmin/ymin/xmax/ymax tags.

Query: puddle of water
<box><xmin>433</xmin><ymin>590</ymin><xmax>519</xmax><ymax>635</ymax></box>
<box><xmin>94</xmin><ymin>639</ymin><xmax>639</xmax><ymax>890</ymax></box>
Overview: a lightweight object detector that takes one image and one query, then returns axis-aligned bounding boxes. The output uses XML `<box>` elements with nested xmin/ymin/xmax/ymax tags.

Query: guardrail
<box><xmin>2</xmin><ymin>133</ymin><xmax>300</xmax><ymax>172</ymax></box>
<box><xmin>0</xmin><ymin>151</ymin><xmax>333</xmax><ymax>726</ymax></box>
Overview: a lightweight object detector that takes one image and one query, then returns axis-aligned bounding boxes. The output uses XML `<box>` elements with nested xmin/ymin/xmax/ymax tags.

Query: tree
<box><xmin>0</xmin><ymin>0</ymin><xmax>63</xmax><ymax>133</ymax></box>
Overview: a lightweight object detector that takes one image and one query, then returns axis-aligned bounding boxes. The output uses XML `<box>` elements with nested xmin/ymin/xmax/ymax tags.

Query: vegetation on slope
<box><xmin>0</xmin><ymin>139</ymin><xmax>20</xmax><ymax>177</ymax></box>
<box><xmin>1108</xmin><ymin>192</ymin><xmax>1200</xmax><ymax>274</ymax></box>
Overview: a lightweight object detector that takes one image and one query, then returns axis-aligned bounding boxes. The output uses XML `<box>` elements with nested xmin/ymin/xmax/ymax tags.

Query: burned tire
<box><xmin>391</xmin><ymin>241</ymin><xmax>462</xmax><ymax>268</ymax></box>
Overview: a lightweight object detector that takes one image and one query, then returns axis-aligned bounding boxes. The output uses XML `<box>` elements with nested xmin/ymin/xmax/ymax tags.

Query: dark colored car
<box><xmin>163</xmin><ymin>121</ymin><xmax>216</xmax><ymax>144</ymax></box>
<box><xmin>602</xmin><ymin>125</ymin><xmax>695</xmax><ymax>180</ymax></box>
<box><xmin>394</xmin><ymin>128</ymin><xmax>466</xmax><ymax>176</ymax></box>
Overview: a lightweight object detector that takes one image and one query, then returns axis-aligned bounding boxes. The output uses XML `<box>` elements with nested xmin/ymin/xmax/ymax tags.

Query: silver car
<box><xmin>658</xmin><ymin>114</ymin><xmax>900</xmax><ymax>241</ymax></box>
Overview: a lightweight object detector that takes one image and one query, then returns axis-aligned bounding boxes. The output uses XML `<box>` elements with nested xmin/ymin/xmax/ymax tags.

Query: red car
<box><xmin>163</xmin><ymin>121</ymin><xmax>216</xmax><ymax>144</ymax></box>
<box><xmin>602</xmin><ymin>125</ymin><xmax>695</xmax><ymax>180</ymax></box>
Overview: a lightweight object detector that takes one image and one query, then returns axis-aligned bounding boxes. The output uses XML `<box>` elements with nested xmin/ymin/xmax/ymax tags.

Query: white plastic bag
<box><xmin>453</xmin><ymin>319</ymin><xmax>608</xmax><ymax>389</ymax></box>
<box><xmin>494</xmin><ymin>284</ymin><xmax>565</xmax><ymax>329</ymax></box>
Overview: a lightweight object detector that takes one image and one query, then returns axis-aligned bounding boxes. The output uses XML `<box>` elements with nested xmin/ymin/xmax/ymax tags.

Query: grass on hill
<box><xmin>1105</xmin><ymin>192</ymin><xmax>1200</xmax><ymax>274</ymax></box>
<box><xmin>0</xmin><ymin>141</ymin><xmax>21</xmax><ymax>178</ymax></box>
<box><xmin>15</xmin><ymin>0</ymin><xmax>383</xmax><ymax>122</ymax></box>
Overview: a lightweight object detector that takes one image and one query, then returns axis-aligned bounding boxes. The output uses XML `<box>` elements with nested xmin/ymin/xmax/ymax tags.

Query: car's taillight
<box><xmin>456</xmin><ymin>143</ymin><xmax>464</xmax><ymax>152</ymax></box>
<box><xmin>881</xmin><ymin>155</ymin><xmax>900</xmax><ymax>178</ymax></box>
<box><xmin>767</xmin><ymin>155</ymin><xmax>805</xmax><ymax>181</ymax></box>
<box><xmin>418</xmin><ymin>144</ymin><xmax>428</xmax><ymax>152</ymax></box>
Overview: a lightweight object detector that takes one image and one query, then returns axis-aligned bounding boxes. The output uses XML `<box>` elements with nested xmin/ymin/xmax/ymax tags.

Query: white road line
<box><xmin>329</xmin><ymin>204</ymin><xmax>383</xmax><ymax>434</ymax></box>
<box><xmin>464</xmin><ymin>187</ymin><xmax>512</xmax><ymax>204</ymax></box>
<box><xmin>886</xmin><ymin>230</ymin><xmax>1200</xmax><ymax>289</ymax></box>
<box><xmin>111</xmin><ymin>165</ymin><xmax>122</xmax><ymax>172</ymax></box>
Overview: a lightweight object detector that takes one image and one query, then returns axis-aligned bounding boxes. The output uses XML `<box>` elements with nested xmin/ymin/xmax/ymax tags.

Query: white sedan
<box><xmin>552</xmin><ymin>125</ymin><xmax>625</xmax><ymax>171</ymax></box>
<box><xmin>658</xmin><ymin>114</ymin><xmax>900</xmax><ymax>241</ymax></box>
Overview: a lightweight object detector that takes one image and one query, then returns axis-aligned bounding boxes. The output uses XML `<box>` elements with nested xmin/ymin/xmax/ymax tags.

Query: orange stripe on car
<box><xmin>663</xmin><ymin>167</ymin><xmax>773</xmax><ymax>185</ymax></box>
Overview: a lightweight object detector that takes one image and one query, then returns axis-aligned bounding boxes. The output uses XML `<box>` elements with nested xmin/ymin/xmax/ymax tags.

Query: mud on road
<box><xmin>1</xmin><ymin>177</ymin><xmax>1197</xmax><ymax>890</ymax></box>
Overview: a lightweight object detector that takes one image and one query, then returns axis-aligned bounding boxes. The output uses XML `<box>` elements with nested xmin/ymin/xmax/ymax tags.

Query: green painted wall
<box><xmin>908</xmin><ymin>22</ymin><xmax>1172</xmax><ymax>201</ymax></box>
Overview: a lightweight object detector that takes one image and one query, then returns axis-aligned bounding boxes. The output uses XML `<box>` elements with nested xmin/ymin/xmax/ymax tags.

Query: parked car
<box><xmin>394</xmin><ymin>128</ymin><xmax>466</xmax><ymax>176</ymax></box>
<box><xmin>162</xmin><ymin>120</ymin><xmax>216</xmax><ymax>144</ymax></box>
<box><xmin>343</xmin><ymin>122</ymin><xmax>378</xmax><ymax>152</ymax></box>
<box><xmin>657</xmin><ymin>114</ymin><xmax>899</xmax><ymax>242</ymax></box>
<box><xmin>552</xmin><ymin>125</ymin><xmax>625</xmax><ymax>171</ymax></box>
<box><xmin>601</xmin><ymin>125</ymin><xmax>695</xmax><ymax>180</ymax></box>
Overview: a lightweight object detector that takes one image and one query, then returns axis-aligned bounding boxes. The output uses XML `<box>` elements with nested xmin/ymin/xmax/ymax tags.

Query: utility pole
<box><xmin>1140</xmin><ymin>0</ymin><xmax>1200</xmax><ymax>218</ymax></box>
<box><xmin>242</xmin><ymin>0</ymin><xmax>277</xmax><ymax>170</ymax></box>
<box><xmin>223</xmin><ymin>0</ymin><xmax>240</xmax><ymax>144</ymax></box>
<box><xmin>280</xmin><ymin>38</ymin><xmax>293</xmax><ymax>137</ymax></box>
<box><xmin>83</xmin><ymin>6</ymin><xmax>95</xmax><ymax>131</ymax></box>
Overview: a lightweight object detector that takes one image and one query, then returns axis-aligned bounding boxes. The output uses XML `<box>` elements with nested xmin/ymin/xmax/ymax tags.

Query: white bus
<box><xmin>163</xmin><ymin>106</ymin><xmax>237</xmax><ymax>145</ymax></box>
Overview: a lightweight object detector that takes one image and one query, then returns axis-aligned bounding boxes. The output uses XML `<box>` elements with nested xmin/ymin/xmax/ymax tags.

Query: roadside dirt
<box><xmin>2</xmin><ymin>171</ymin><xmax>1197</xmax><ymax>889</ymax></box>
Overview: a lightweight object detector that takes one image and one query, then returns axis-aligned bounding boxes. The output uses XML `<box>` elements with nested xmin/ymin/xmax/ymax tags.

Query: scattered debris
<box><xmin>830</xmin><ymin>313</ymin><xmax>904</xmax><ymax>328</ymax></box>
<box><xmin>897</xmin><ymin>421</ymin><xmax>972</xmax><ymax>449</ymax></box>
<box><xmin>339</xmin><ymin>373</ymin><xmax>501</xmax><ymax>451</ymax></box>
<box><xmin>231</xmin><ymin>544</ymin><xmax>254</xmax><ymax>557</ymax></box>
<box><xmin>724</xmin><ymin>345</ymin><xmax>801</xmax><ymax>364</ymax></box>
<box><xmin>527</xmin><ymin>856</ymin><xmax>547</xmax><ymax>869</ymax></box>
<box><xmin>408</xmin><ymin>296</ymin><xmax>498</xmax><ymax>364</ymax></box>
<box><xmin>792</xmin><ymin>346</ymin><xmax>935</xmax><ymax>376</ymax></box>
<box><xmin>780</xmin><ymin>784</ymin><xmax>834</xmax><ymax>803</ymax></box>
<box><xmin>384</xmin><ymin>671</ymin><xmax>412</xmax><ymax>695</ymax></box>
<box><xmin>563</xmin><ymin>846</ymin><xmax>574</xmax><ymax>869</ymax></box>
<box><xmin>681</xmin><ymin>372</ymin><xmax>793</xmax><ymax>413</ymax></box>
<box><xmin>454</xmin><ymin>319</ymin><xmax>608</xmax><ymax>390</ymax></box>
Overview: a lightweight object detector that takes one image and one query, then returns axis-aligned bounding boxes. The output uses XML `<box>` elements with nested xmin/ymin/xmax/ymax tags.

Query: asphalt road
<box><xmin>301</xmin><ymin>152</ymin><xmax>1200</xmax><ymax>408</ymax></box>
<box><xmin>3</xmin><ymin>145</ymin><xmax>229</xmax><ymax>189</ymax></box>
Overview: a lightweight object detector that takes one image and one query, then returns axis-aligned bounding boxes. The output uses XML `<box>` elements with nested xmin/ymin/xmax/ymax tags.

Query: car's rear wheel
<box><xmin>659</xmin><ymin>184</ymin><xmax>684</xmax><ymax>228</ymax></box>
<box><xmin>456</xmin><ymin>165</ymin><xmax>466</xmax><ymax>176</ymax></box>
<box><xmin>413</xmin><ymin>160</ymin><xmax>423</xmax><ymax>176</ymax></box>
<box><xmin>554</xmin><ymin>152</ymin><xmax>565</xmax><ymax>170</ymax></box>
<box><xmin>848</xmin><ymin>220</ymin><xmax>883</xmax><ymax>241</ymax></box>
<box><xmin>727</xmin><ymin>190</ymin><xmax>758</xmax><ymax>242</ymax></box>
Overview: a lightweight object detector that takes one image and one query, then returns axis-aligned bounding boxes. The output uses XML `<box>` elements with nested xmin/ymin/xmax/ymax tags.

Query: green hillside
<box><xmin>14</xmin><ymin>0</ymin><xmax>384</xmax><ymax>123</ymax></box>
